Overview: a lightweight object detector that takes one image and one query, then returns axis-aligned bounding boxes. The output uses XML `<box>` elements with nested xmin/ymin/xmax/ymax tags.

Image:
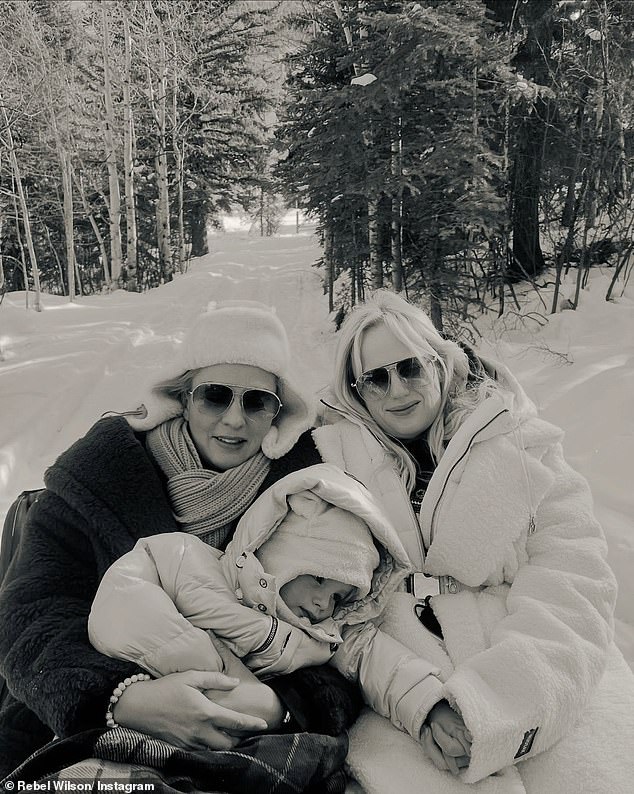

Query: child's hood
<box><xmin>222</xmin><ymin>463</ymin><xmax>413</xmax><ymax>642</ymax></box>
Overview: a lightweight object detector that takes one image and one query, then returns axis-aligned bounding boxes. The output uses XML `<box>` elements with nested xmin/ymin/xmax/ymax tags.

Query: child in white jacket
<box><xmin>89</xmin><ymin>464</ymin><xmax>470</xmax><ymax>760</ymax></box>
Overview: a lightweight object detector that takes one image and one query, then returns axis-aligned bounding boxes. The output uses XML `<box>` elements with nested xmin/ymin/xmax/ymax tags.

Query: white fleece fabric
<box><xmin>89</xmin><ymin>464</ymin><xmax>447</xmax><ymax>741</ymax></box>
<box><xmin>315</xmin><ymin>371</ymin><xmax>634</xmax><ymax>793</ymax></box>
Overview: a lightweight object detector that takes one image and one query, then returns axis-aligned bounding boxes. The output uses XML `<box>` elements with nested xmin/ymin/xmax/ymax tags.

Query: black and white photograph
<box><xmin>0</xmin><ymin>0</ymin><xmax>633</xmax><ymax>791</ymax></box>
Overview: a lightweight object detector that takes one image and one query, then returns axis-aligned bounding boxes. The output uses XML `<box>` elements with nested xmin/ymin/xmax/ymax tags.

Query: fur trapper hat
<box><xmin>126</xmin><ymin>300</ymin><xmax>312</xmax><ymax>459</ymax></box>
<box><xmin>256</xmin><ymin>490</ymin><xmax>380</xmax><ymax>599</ymax></box>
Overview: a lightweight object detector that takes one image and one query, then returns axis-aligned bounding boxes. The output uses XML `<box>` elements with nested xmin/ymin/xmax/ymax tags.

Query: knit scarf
<box><xmin>146</xmin><ymin>417</ymin><xmax>271</xmax><ymax>548</ymax></box>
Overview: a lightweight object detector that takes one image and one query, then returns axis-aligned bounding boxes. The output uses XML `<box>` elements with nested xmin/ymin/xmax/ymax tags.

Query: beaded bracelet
<box><xmin>105</xmin><ymin>673</ymin><xmax>152</xmax><ymax>728</ymax></box>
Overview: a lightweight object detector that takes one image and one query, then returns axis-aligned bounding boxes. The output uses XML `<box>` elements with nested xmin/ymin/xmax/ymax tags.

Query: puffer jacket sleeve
<box><xmin>89</xmin><ymin>533</ymin><xmax>333</xmax><ymax>678</ymax></box>
<box><xmin>331</xmin><ymin>622</ymin><xmax>444</xmax><ymax>741</ymax></box>
<box><xmin>88</xmin><ymin>534</ymin><xmax>223</xmax><ymax>676</ymax></box>
<box><xmin>442</xmin><ymin>442</ymin><xmax>617</xmax><ymax>783</ymax></box>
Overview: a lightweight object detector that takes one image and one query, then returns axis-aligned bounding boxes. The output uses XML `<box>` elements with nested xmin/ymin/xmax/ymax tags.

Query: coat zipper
<box><xmin>429</xmin><ymin>408</ymin><xmax>509</xmax><ymax>547</ymax></box>
<box><xmin>396</xmin><ymin>466</ymin><xmax>426</xmax><ymax>568</ymax></box>
<box><xmin>512</xmin><ymin>423</ymin><xmax>537</xmax><ymax>534</ymax></box>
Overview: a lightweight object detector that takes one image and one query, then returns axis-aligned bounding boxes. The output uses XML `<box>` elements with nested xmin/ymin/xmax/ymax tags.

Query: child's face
<box><xmin>280</xmin><ymin>575</ymin><xmax>355</xmax><ymax>624</ymax></box>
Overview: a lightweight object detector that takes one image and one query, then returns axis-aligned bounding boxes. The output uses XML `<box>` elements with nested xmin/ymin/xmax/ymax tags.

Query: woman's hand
<box><xmin>205</xmin><ymin>634</ymin><xmax>285</xmax><ymax>734</ymax></box>
<box><xmin>420</xmin><ymin>700</ymin><xmax>471</xmax><ymax>776</ymax></box>
<box><xmin>113</xmin><ymin>669</ymin><xmax>269</xmax><ymax>750</ymax></box>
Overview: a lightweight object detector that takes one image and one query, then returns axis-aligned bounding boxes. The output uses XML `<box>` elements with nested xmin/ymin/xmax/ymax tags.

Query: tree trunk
<box><xmin>508</xmin><ymin>0</ymin><xmax>552</xmax><ymax>282</ymax></box>
<box><xmin>614</xmin><ymin>101</ymin><xmax>628</xmax><ymax>198</ymax></box>
<box><xmin>49</xmin><ymin>104</ymin><xmax>75</xmax><ymax>299</ymax></box>
<box><xmin>171</xmin><ymin>67</ymin><xmax>186</xmax><ymax>273</ymax></box>
<box><xmin>586</xmin><ymin>91</ymin><xmax>605</xmax><ymax>229</ymax></box>
<box><xmin>510</xmin><ymin>105</ymin><xmax>548</xmax><ymax>282</ymax></box>
<box><xmin>428</xmin><ymin>233</ymin><xmax>443</xmax><ymax>332</ymax></box>
<box><xmin>174</xmin><ymin>140</ymin><xmax>186</xmax><ymax>271</ymax></box>
<box><xmin>74</xmin><ymin>256</ymin><xmax>84</xmax><ymax>297</ymax></box>
<box><xmin>562</xmin><ymin>95</ymin><xmax>586</xmax><ymax>228</ymax></box>
<box><xmin>10</xmin><ymin>179</ymin><xmax>29</xmax><ymax>304</ymax></box>
<box><xmin>324</xmin><ymin>221</ymin><xmax>334</xmax><ymax>312</ymax></box>
<box><xmin>368</xmin><ymin>196</ymin><xmax>381</xmax><ymax>289</ymax></box>
<box><xmin>122</xmin><ymin>8</ymin><xmax>138</xmax><ymax>291</ymax></box>
<box><xmin>587</xmin><ymin>8</ymin><xmax>610</xmax><ymax>226</ymax></box>
<box><xmin>61</xmin><ymin>151</ymin><xmax>76</xmax><ymax>301</ymax></box>
<box><xmin>390</xmin><ymin>121</ymin><xmax>403</xmax><ymax>292</ymax></box>
<box><xmin>102</xmin><ymin>2</ymin><xmax>123</xmax><ymax>285</ymax></box>
<box><xmin>190</xmin><ymin>201</ymin><xmax>208</xmax><ymax>257</ymax></box>
<box><xmin>562</xmin><ymin>155</ymin><xmax>580</xmax><ymax>229</ymax></box>
<box><xmin>156</xmin><ymin>130</ymin><xmax>173</xmax><ymax>283</ymax></box>
<box><xmin>146</xmin><ymin>2</ymin><xmax>173</xmax><ymax>283</ymax></box>
<box><xmin>43</xmin><ymin>223</ymin><xmax>65</xmax><ymax>294</ymax></box>
<box><xmin>333</xmin><ymin>0</ymin><xmax>378</xmax><ymax>299</ymax></box>
<box><xmin>75</xmin><ymin>168</ymin><xmax>111</xmax><ymax>288</ymax></box>
<box><xmin>1</xmin><ymin>95</ymin><xmax>42</xmax><ymax>311</ymax></box>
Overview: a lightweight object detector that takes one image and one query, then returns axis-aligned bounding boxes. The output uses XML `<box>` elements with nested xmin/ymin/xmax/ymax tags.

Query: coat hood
<box><xmin>221</xmin><ymin>464</ymin><xmax>412</xmax><ymax>643</ymax></box>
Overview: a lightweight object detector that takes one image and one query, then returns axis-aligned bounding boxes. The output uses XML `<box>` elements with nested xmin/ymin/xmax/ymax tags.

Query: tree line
<box><xmin>0</xmin><ymin>0</ymin><xmax>280</xmax><ymax>306</ymax></box>
<box><xmin>277</xmin><ymin>0</ymin><xmax>634</xmax><ymax>331</ymax></box>
<box><xmin>1</xmin><ymin>1</ymin><xmax>632</xmax><ymax>332</ymax></box>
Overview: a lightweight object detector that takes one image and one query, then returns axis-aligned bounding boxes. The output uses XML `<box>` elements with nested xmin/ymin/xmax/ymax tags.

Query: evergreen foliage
<box><xmin>277</xmin><ymin>0</ymin><xmax>634</xmax><ymax>330</ymax></box>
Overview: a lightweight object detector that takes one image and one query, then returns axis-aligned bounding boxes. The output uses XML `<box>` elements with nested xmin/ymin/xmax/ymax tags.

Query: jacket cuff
<box><xmin>397</xmin><ymin>675</ymin><xmax>444</xmax><ymax>740</ymax></box>
<box><xmin>445</xmin><ymin>666</ymin><xmax>544</xmax><ymax>783</ymax></box>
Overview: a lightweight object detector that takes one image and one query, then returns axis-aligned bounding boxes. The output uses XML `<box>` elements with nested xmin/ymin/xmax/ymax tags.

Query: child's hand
<box><xmin>420</xmin><ymin>700</ymin><xmax>472</xmax><ymax>776</ymax></box>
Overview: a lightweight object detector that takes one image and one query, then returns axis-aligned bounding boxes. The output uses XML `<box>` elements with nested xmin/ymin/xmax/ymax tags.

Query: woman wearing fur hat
<box><xmin>88</xmin><ymin>463</ymin><xmax>470</xmax><ymax>758</ymax></box>
<box><xmin>0</xmin><ymin>302</ymin><xmax>360</xmax><ymax>783</ymax></box>
<box><xmin>312</xmin><ymin>289</ymin><xmax>634</xmax><ymax>794</ymax></box>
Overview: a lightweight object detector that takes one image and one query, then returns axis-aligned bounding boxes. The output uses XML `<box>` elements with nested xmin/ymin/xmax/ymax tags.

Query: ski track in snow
<box><xmin>1</xmin><ymin>226</ymin><xmax>632</xmax><ymax>667</ymax></box>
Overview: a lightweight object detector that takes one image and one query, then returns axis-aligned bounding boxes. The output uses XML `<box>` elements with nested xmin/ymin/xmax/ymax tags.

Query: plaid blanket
<box><xmin>2</xmin><ymin>727</ymin><xmax>349</xmax><ymax>793</ymax></box>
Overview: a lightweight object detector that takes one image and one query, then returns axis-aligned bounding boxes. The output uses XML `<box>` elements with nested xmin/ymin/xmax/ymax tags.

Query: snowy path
<box><xmin>1</xmin><ymin>228</ymin><xmax>632</xmax><ymax>667</ymax></box>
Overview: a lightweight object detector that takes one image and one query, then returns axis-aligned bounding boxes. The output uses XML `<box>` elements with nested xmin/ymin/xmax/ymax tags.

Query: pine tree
<box><xmin>278</xmin><ymin>0</ymin><xmax>508</xmax><ymax>329</ymax></box>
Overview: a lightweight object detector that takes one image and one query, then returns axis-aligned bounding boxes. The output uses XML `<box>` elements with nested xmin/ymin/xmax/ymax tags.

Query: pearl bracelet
<box><xmin>105</xmin><ymin>673</ymin><xmax>151</xmax><ymax>728</ymax></box>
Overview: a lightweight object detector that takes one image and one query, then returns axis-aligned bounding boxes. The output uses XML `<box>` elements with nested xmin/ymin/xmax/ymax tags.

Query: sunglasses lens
<box><xmin>360</xmin><ymin>368</ymin><xmax>390</xmax><ymax>397</ymax></box>
<box><xmin>193</xmin><ymin>384</ymin><xmax>233</xmax><ymax>414</ymax></box>
<box><xmin>396</xmin><ymin>358</ymin><xmax>423</xmax><ymax>380</ymax></box>
<box><xmin>242</xmin><ymin>389</ymin><xmax>281</xmax><ymax>420</ymax></box>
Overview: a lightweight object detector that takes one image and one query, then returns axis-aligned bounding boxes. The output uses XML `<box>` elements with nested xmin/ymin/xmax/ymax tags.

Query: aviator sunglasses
<box><xmin>188</xmin><ymin>382</ymin><xmax>282</xmax><ymax>423</ymax></box>
<box><xmin>352</xmin><ymin>356</ymin><xmax>437</xmax><ymax>400</ymax></box>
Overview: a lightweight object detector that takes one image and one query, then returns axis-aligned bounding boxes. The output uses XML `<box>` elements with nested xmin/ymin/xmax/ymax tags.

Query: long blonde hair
<box><xmin>331</xmin><ymin>290</ymin><xmax>499</xmax><ymax>492</ymax></box>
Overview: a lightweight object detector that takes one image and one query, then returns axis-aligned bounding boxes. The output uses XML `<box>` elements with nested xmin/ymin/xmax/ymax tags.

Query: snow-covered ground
<box><xmin>1</xmin><ymin>225</ymin><xmax>632</xmax><ymax>667</ymax></box>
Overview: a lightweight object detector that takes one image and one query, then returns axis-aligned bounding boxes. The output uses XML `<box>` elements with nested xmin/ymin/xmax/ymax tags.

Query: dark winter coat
<box><xmin>0</xmin><ymin>416</ymin><xmax>362</xmax><ymax>778</ymax></box>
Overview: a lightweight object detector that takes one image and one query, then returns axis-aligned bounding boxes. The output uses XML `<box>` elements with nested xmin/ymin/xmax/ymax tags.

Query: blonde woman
<box><xmin>313</xmin><ymin>289</ymin><xmax>634</xmax><ymax>794</ymax></box>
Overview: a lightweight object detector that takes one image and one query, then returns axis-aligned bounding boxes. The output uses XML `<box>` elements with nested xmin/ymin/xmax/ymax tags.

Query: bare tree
<box><xmin>102</xmin><ymin>1</ymin><xmax>124</xmax><ymax>285</ymax></box>
<box><xmin>122</xmin><ymin>7</ymin><xmax>138</xmax><ymax>291</ymax></box>
<box><xmin>144</xmin><ymin>1</ymin><xmax>173</xmax><ymax>283</ymax></box>
<box><xmin>0</xmin><ymin>93</ymin><xmax>42</xmax><ymax>311</ymax></box>
<box><xmin>74</xmin><ymin>166</ymin><xmax>111</xmax><ymax>289</ymax></box>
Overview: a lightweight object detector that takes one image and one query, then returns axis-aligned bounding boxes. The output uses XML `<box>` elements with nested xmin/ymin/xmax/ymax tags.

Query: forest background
<box><xmin>1</xmin><ymin>0</ymin><xmax>633</xmax><ymax>333</ymax></box>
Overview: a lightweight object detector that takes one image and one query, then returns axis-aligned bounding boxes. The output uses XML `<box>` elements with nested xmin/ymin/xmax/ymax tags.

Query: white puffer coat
<box><xmin>89</xmin><ymin>464</ymin><xmax>451</xmax><ymax>741</ymax></box>
<box><xmin>314</xmin><ymin>364</ymin><xmax>634</xmax><ymax>793</ymax></box>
